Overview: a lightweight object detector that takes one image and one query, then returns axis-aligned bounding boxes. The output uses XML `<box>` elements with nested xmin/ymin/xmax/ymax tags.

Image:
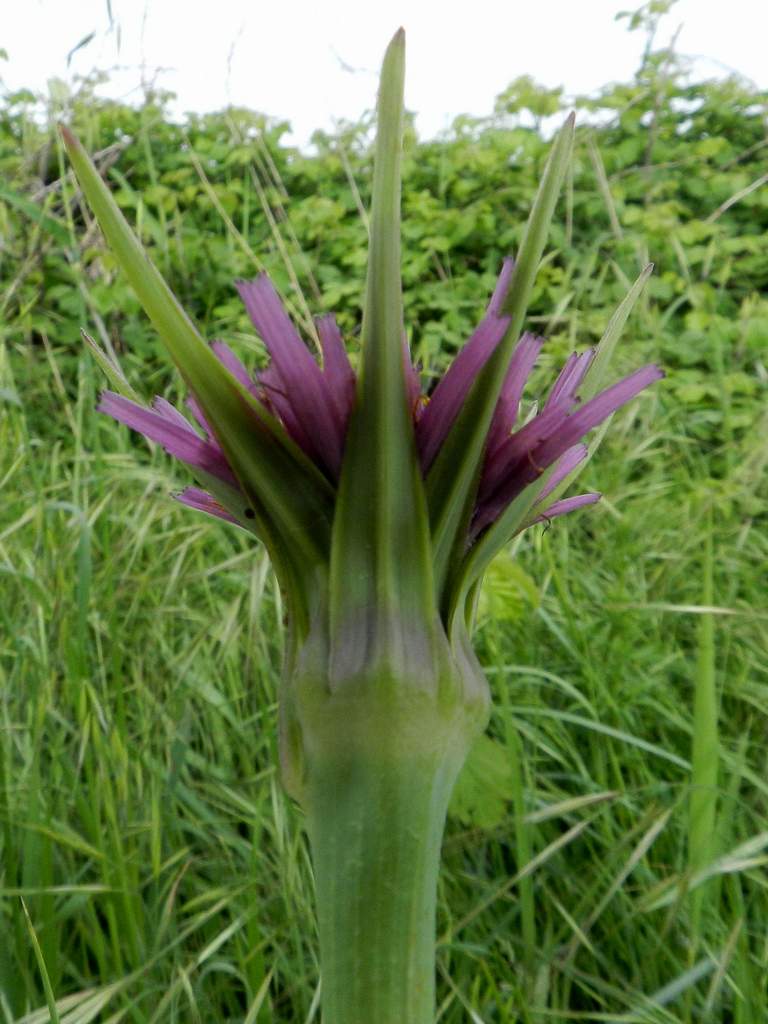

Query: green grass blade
<box><xmin>579</xmin><ymin>262</ymin><xmax>654</xmax><ymax>403</ymax></box>
<box><xmin>20</xmin><ymin>899</ymin><xmax>61</xmax><ymax>1024</ymax></box>
<box><xmin>688</xmin><ymin>519</ymin><xmax>718</xmax><ymax>940</ymax></box>
<box><xmin>506</xmin><ymin>724</ymin><xmax>536</xmax><ymax>983</ymax></box>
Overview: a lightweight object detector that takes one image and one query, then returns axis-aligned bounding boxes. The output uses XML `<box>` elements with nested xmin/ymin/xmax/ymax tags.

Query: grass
<box><xmin>2</xmin><ymin>61</ymin><xmax>768</xmax><ymax>1023</ymax></box>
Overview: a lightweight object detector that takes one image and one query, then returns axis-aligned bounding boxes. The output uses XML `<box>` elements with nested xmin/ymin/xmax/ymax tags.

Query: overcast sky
<box><xmin>2</xmin><ymin>0</ymin><xmax>765</xmax><ymax>146</ymax></box>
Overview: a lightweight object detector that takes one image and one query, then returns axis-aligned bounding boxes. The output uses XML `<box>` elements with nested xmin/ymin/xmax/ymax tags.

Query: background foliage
<box><xmin>1</xmin><ymin>11</ymin><xmax>767</xmax><ymax>1023</ymax></box>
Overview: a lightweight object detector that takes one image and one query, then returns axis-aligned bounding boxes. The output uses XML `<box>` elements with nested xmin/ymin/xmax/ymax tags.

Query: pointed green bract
<box><xmin>329</xmin><ymin>30</ymin><xmax>436</xmax><ymax>680</ymax></box>
<box><xmin>425</xmin><ymin>115</ymin><xmax>576</xmax><ymax>606</ymax></box>
<box><xmin>61</xmin><ymin>127</ymin><xmax>334</xmax><ymax>624</ymax></box>
<box><xmin>82</xmin><ymin>330</ymin><xmax>140</xmax><ymax>402</ymax></box>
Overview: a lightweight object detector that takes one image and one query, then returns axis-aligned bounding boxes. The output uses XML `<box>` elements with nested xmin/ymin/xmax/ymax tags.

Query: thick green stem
<box><xmin>306</xmin><ymin>743</ymin><xmax>463</xmax><ymax>1024</ymax></box>
<box><xmin>288</xmin><ymin>613</ymin><xmax>489</xmax><ymax>1022</ymax></box>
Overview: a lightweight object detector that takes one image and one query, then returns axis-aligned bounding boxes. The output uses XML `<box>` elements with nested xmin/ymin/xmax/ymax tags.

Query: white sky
<box><xmin>1</xmin><ymin>0</ymin><xmax>766</xmax><ymax>147</ymax></box>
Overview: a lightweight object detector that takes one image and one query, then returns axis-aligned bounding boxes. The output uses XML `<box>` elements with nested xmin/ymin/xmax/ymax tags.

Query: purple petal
<box><xmin>211</xmin><ymin>340</ymin><xmax>260</xmax><ymax>397</ymax></box>
<box><xmin>316</xmin><ymin>314</ymin><xmax>356</xmax><ymax>430</ymax></box>
<box><xmin>152</xmin><ymin>396</ymin><xmax>195</xmax><ymax>430</ymax></box>
<box><xmin>535</xmin><ymin>444</ymin><xmax>588</xmax><ymax>503</ymax></box>
<box><xmin>532</xmin><ymin>492</ymin><xmax>601</xmax><ymax>524</ymax></box>
<box><xmin>485</xmin><ymin>332</ymin><xmax>544</xmax><ymax>458</ymax></box>
<box><xmin>185</xmin><ymin>395</ymin><xmax>216</xmax><ymax>440</ymax></box>
<box><xmin>486</xmin><ymin>257</ymin><xmax>515</xmax><ymax>317</ymax></box>
<box><xmin>174</xmin><ymin>487</ymin><xmax>241</xmax><ymax>525</ymax></box>
<box><xmin>236</xmin><ymin>275</ymin><xmax>343</xmax><ymax>477</ymax></box>
<box><xmin>416</xmin><ymin>312</ymin><xmax>510</xmax><ymax>472</ymax></box>
<box><xmin>479</xmin><ymin>400</ymin><xmax>574</xmax><ymax>501</ymax></box>
<box><xmin>258</xmin><ymin>364</ymin><xmax>315</xmax><ymax>456</ymax></box>
<box><xmin>157</xmin><ymin>392</ymin><xmax>225</xmax><ymax>456</ymax></box>
<box><xmin>416</xmin><ymin>260</ymin><xmax>525</xmax><ymax>472</ymax></box>
<box><xmin>545</xmin><ymin>349</ymin><xmax>595</xmax><ymax>409</ymax></box>
<box><xmin>534</xmin><ymin>365</ymin><xmax>664</xmax><ymax>469</ymax></box>
<box><xmin>99</xmin><ymin>391</ymin><xmax>237</xmax><ymax>487</ymax></box>
<box><xmin>473</xmin><ymin>364</ymin><xmax>663</xmax><ymax>535</ymax></box>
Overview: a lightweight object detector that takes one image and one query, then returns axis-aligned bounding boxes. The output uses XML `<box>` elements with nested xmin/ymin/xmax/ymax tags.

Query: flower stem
<box><xmin>305</xmin><ymin>716</ymin><xmax>468</xmax><ymax>1024</ymax></box>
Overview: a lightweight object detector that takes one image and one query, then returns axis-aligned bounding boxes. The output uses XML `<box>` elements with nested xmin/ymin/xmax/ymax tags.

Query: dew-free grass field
<box><xmin>1</xmin><ymin>28</ymin><xmax>767</xmax><ymax>1024</ymax></box>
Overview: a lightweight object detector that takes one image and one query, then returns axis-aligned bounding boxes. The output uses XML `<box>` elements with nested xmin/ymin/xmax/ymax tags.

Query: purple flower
<box><xmin>100</xmin><ymin>264</ymin><xmax>663</xmax><ymax>540</ymax></box>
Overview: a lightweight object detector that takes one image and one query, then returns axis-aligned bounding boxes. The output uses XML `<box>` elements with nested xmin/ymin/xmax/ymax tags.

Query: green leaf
<box><xmin>449</xmin><ymin>734</ymin><xmax>514</xmax><ymax>829</ymax></box>
<box><xmin>425</xmin><ymin>114</ymin><xmax>575</xmax><ymax>609</ymax></box>
<box><xmin>329</xmin><ymin>30</ymin><xmax>436</xmax><ymax>680</ymax></box>
<box><xmin>476</xmin><ymin>554</ymin><xmax>539</xmax><ymax>624</ymax></box>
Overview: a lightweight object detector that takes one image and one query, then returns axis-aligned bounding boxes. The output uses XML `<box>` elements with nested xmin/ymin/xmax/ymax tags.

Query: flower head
<box><xmin>62</xmin><ymin>29</ymin><xmax>662</xmax><ymax>738</ymax></box>
<box><xmin>98</xmin><ymin>267</ymin><xmax>661</xmax><ymax>549</ymax></box>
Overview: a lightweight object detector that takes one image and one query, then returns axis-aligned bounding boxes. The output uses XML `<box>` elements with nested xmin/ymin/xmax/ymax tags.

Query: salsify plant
<box><xmin>62</xmin><ymin>30</ymin><xmax>662</xmax><ymax>1024</ymax></box>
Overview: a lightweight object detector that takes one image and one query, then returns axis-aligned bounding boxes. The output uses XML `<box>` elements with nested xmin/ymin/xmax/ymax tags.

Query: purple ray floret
<box><xmin>533</xmin><ymin>492</ymin><xmax>601</xmax><ymax>524</ymax></box>
<box><xmin>175</xmin><ymin>486</ymin><xmax>240</xmax><ymax>524</ymax></box>
<box><xmin>485</xmin><ymin>332</ymin><xmax>545</xmax><ymax>459</ymax></box>
<box><xmin>315</xmin><ymin>314</ymin><xmax>356</xmax><ymax>431</ymax></box>
<box><xmin>545</xmin><ymin>349</ymin><xmax>595</xmax><ymax>409</ymax></box>
<box><xmin>480</xmin><ymin>401</ymin><xmax>576</xmax><ymax>501</ymax></box>
<box><xmin>98</xmin><ymin>392</ymin><xmax>237</xmax><ymax>487</ymax></box>
<box><xmin>416</xmin><ymin>260</ymin><xmax>516</xmax><ymax>472</ymax></box>
<box><xmin>416</xmin><ymin>313</ymin><xmax>511</xmax><ymax>471</ymax></box>
<box><xmin>535</xmin><ymin>443</ymin><xmax>588</xmax><ymax>503</ymax></box>
<box><xmin>236</xmin><ymin>275</ymin><xmax>346</xmax><ymax>478</ymax></box>
<box><xmin>258</xmin><ymin>363</ymin><xmax>315</xmax><ymax>456</ymax></box>
<box><xmin>210</xmin><ymin>340</ymin><xmax>261</xmax><ymax>397</ymax></box>
<box><xmin>534</xmin><ymin>365</ymin><xmax>663</xmax><ymax>467</ymax></box>
<box><xmin>186</xmin><ymin>395</ymin><xmax>215</xmax><ymax>438</ymax></box>
<box><xmin>472</xmin><ymin>363</ymin><xmax>663</xmax><ymax>536</ymax></box>
<box><xmin>486</xmin><ymin>256</ymin><xmax>515</xmax><ymax>316</ymax></box>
